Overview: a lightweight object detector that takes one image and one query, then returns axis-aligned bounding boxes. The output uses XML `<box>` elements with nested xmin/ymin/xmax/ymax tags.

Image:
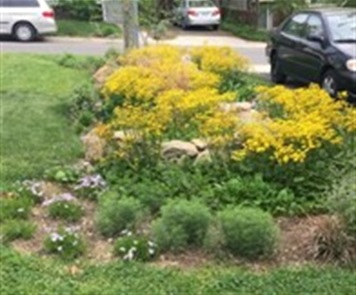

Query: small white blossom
<box><xmin>133</xmin><ymin>240</ymin><xmax>138</xmax><ymax>245</ymax></box>
<box><xmin>123</xmin><ymin>248</ymin><xmax>135</xmax><ymax>261</ymax></box>
<box><xmin>57</xmin><ymin>246</ymin><xmax>63</xmax><ymax>252</ymax></box>
<box><xmin>148</xmin><ymin>248</ymin><xmax>155</xmax><ymax>255</ymax></box>
<box><xmin>17</xmin><ymin>208</ymin><xmax>25</xmax><ymax>213</ymax></box>
<box><xmin>148</xmin><ymin>241</ymin><xmax>155</xmax><ymax>248</ymax></box>
<box><xmin>119</xmin><ymin>247</ymin><xmax>126</xmax><ymax>252</ymax></box>
<box><xmin>50</xmin><ymin>232</ymin><xmax>62</xmax><ymax>242</ymax></box>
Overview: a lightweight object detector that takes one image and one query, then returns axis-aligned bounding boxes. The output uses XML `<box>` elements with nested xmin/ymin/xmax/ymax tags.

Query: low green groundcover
<box><xmin>1</xmin><ymin>246</ymin><xmax>355</xmax><ymax>294</ymax></box>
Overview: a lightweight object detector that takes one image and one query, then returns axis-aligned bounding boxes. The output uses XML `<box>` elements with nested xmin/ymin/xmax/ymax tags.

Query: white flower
<box><xmin>123</xmin><ymin>248</ymin><xmax>135</xmax><ymax>261</ymax></box>
<box><xmin>50</xmin><ymin>233</ymin><xmax>62</xmax><ymax>242</ymax></box>
<box><xmin>17</xmin><ymin>208</ymin><xmax>25</xmax><ymax>213</ymax></box>
<box><xmin>73</xmin><ymin>241</ymin><xmax>78</xmax><ymax>246</ymax></box>
<box><xmin>119</xmin><ymin>247</ymin><xmax>126</xmax><ymax>252</ymax></box>
<box><xmin>148</xmin><ymin>241</ymin><xmax>155</xmax><ymax>248</ymax></box>
<box><xmin>133</xmin><ymin>240</ymin><xmax>138</xmax><ymax>245</ymax></box>
<box><xmin>57</xmin><ymin>246</ymin><xmax>63</xmax><ymax>252</ymax></box>
<box><xmin>148</xmin><ymin>248</ymin><xmax>155</xmax><ymax>255</ymax></box>
<box><xmin>120</xmin><ymin>229</ymin><xmax>128</xmax><ymax>236</ymax></box>
<box><xmin>127</xmin><ymin>231</ymin><xmax>132</xmax><ymax>237</ymax></box>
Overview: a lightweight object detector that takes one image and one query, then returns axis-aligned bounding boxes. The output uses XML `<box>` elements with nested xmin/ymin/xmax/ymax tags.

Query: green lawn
<box><xmin>1</xmin><ymin>246</ymin><xmax>355</xmax><ymax>294</ymax></box>
<box><xmin>221</xmin><ymin>20</ymin><xmax>268</xmax><ymax>42</ymax></box>
<box><xmin>0</xmin><ymin>54</ymin><xmax>89</xmax><ymax>189</ymax></box>
<box><xmin>57</xmin><ymin>20</ymin><xmax>121</xmax><ymax>38</ymax></box>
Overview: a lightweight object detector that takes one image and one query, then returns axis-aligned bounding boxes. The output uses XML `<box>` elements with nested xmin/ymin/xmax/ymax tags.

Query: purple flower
<box><xmin>42</xmin><ymin>193</ymin><xmax>76</xmax><ymax>207</ymax></box>
<box><xmin>74</xmin><ymin>174</ymin><xmax>106</xmax><ymax>190</ymax></box>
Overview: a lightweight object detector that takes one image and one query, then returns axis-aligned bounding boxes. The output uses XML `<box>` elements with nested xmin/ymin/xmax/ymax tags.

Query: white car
<box><xmin>174</xmin><ymin>0</ymin><xmax>221</xmax><ymax>30</ymax></box>
<box><xmin>0</xmin><ymin>0</ymin><xmax>57</xmax><ymax>41</ymax></box>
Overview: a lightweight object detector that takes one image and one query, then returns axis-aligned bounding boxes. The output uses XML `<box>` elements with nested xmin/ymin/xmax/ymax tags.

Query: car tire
<box><xmin>212</xmin><ymin>25</ymin><xmax>219</xmax><ymax>31</ymax></box>
<box><xmin>13</xmin><ymin>22</ymin><xmax>36</xmax><ymax>42</ymax></box>
<box><xmin>181</xmin><ymin>19</ymin><xmax>189</xmax><ymax>30</ymax></box>
<box><xmin>321</xmin><ymin>70</ymin><xmax>338</xmax><ymax>98</ymax></box>
<box><xmin>271</xmin><ymin>53</ymin><xmax>287</xmax><ymax>84</ymax></box>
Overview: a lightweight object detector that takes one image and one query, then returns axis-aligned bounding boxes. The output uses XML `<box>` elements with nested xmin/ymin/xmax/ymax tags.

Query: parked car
<box><xmin>173</xmin><ymin>0</ymin><xmax>221</xmax><ymax>30</ymax></box>
<box><xmin>0</xmin><ymin>0</ymin><xmax>57</xmax><ymax>41</ymax></box>
<box><xmin>266</xmin><ymin>8</ymin><xmax>356</xmax><ymax>100</ymax></box>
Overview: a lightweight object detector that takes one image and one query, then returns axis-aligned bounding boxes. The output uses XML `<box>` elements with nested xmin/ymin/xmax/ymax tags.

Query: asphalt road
<box><xmin>0</xmin><ymin>29</ymin><xmax>269</xmax><ymax>72</ymax></box>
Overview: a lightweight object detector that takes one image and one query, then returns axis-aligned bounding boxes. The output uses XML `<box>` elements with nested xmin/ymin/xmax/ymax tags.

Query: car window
<box><xmin>326</xmin><ymin>12</ymin><xmax>356</xmax><ymax>42</ymax></box>
<box><xmin>282</xmin><ymin>13</ymin><xmax>309</xmax><ymax>38</ymax></box>
<box><xmin>188</xmin><ymin>0</ymin><xmax>215</xmax><ymax>8</ymax></box>
<box><xmin>0</xmin><ymin>0</ymin><xmax>39</xmax><ymax>7</ymax></box>
<box><xmin>305</xmin><ymin>14</ymin><xmax>324</xmax><ymax>37</ymax></box>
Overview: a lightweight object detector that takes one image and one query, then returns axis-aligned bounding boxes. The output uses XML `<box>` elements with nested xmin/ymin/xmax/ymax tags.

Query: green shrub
<box><xmin>95</xmin><ymin>194</ymin><xmax>144</xmax><ymax>237</ymax></box>
<box><xmin>0</xmin><ymin>220</ymin><xmax>36</xmax><ymax>244</ymax></box>
<box><xmin>113</xmin><ymin>235</ymin><xmax>158</xmax><ymax>262</ymax></box>
<box><xmin>44</xmin><ymin>165</ymin><xmax>80</xmax><ymax>184</ymax></box>
<box><xmin>328</xmin><ymin>173</ymin><xmax>356</xmax><ymax>237</ymax></box>
<box><xmin>48</xmin><ymin>201</ymin><xmax>83</xmax><ymax>222</ymax></box>
<box><xmin>54</xmin><ymin>0</ymin><xmax>102</xmax><ymax>21</ymax></box>
<box><xmin>208</xmin><ymin>175</ymin><xmax>295</xmax><ymax>215</ymax></box>
<box><xmin>44</xmin><ymin>227</ymin><xmax>85</xmax><ymax>261</ymax></box>
<box><xmin>217</xmin><ymin>207</ymin><xmax>279</xmax><ymax>260</ymax></box>
<box><xmin>56</xmin><ymin>54</ymin><xmax>104</xmax><ymax>73</ymax></box>
<box><xmin>0</xmin><ymin>197</ymin><xmax>33</xmax><ymax>222</ymax></box>
<box><xmin>152</xmin><ymin>199</ymin><xmax>212</xmax><ymax>252</ymax></box>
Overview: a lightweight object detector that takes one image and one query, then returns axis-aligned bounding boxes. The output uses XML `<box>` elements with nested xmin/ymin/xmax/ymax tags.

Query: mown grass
<box><xmin>221</xmin><ymin>20</ymin><xmax>268</xmax><ymax>42</ymax></box>
<box><xmin>0</xmin><ymin>54</ymin><xmax>90</xmax><ymax>189</ymax></box>
<box><xmin>1</xmin><ymin>245</ymin><xmax>355</xmax><ymax>294</ymax></box>
<box><xmin>57</xmin><ymin>20</ymin><xmax>121</xmax><ymax>38</ymax></box>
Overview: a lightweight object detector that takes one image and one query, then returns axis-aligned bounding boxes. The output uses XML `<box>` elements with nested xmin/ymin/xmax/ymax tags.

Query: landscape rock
<box><xmin>194</xmin><ymin>150</ymin><xmax>212</xmax><ymax>165</ymax></box>
<box><xmin>93</xmin><ymin>64</ymin><xmax>117</xmax><ymax>88</ymax></box>
<box><xmin>191</xmin><ymin>138</ymin><xmax>208</xmax><ymax>151</ymax></box>
<box><xmin>220</xmin><ymin>101</ymin><xmax>253</xmax><ymax>113</ymax></box>
<box><xmin>81</xmin><ymin>129</ymin><xmax>106</xmax><ymax>162</ymax></box>
<box><xmin>161</xmin><ymin>140</ymin><xmax>199</xmax><ymax>161</ymax></box>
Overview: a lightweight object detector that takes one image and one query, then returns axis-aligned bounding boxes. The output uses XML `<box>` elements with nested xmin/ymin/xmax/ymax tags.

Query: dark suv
<box><xmin>266</xmin><ymin>8</ymin><xmax>356</xmax><ymax>100</ymax></box>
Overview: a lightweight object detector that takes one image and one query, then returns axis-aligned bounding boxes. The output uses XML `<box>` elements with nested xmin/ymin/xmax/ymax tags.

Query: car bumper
<box><xmin>35</xmin><ymin>20</ymin><xmax>57</xmax><ymax>35</ymax></box>
<box><xmin>187</xmin><ymin>18</ymin><xmax>220</xmax><ymax>26</ymax></box>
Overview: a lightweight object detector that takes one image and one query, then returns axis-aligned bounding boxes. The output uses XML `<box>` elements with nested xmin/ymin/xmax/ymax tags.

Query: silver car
<box><xmin>0</xmin><ymin>0</ymin><xmax>57</xmax><ymax>41</ymax></box>
<box><xmin>174</xmin><ymin>0</ymin><xmax>221</xmax><ymax>30</ymax></box>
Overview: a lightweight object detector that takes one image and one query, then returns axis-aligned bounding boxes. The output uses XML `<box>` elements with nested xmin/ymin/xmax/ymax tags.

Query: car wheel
<box><xmin>321</xmin><ymin>70</ymin><xmax>338</xmax><ymax>98</ymax></box>
<box><xmin>13</xmin><ymin>23</ymin><xmax>36</xmax><ymax>42</ymax></box>
<box><xmin>181</xmin><ymin>19</ymin><xmax>189</xmax><ymax>30</ymax></box>
<box><xmin>271</xmin><ymin>54</ymin><xmax>287</xmax><ymax>84</ymax></box>
<box><xmin>211</xmin><ymin>25</ymin><xmax>219</xmax><ymax>31</ymax></box>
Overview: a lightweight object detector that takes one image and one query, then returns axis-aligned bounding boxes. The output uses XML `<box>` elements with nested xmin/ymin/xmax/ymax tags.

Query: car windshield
<box><xmin>326</xmin><ymin>12</ymin><xmax>356</xmax><ymax>42</ymax></box>
<box><xmin>188</xmin><ymin>0</ymin><xmax>214</xmax><ymax>8</ymax></box>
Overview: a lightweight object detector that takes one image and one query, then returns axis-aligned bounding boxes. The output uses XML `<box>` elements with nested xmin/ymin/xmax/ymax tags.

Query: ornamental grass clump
<box><xmin>152</xmin><ymin>199</ymin><xmax>212</xmax><ymax>253</ymax></box>
<box><xmin>45</xmin><ymin>194</ymin><xmax>83</xmax><ymax>222</ymax></box>
<box><xmin>217</xmin><ymin>207</ymin><xmax>279</xmax><ymax>260</ymax></box>
<box><xmin>95</xmin><ymin>193</ymin><xmax>144</xmax><ymax>237</ymax></box>
<box><xmin>328</xmin><ymin>173</ymin><xmax>356</xmax><ymax>237</ymax></box>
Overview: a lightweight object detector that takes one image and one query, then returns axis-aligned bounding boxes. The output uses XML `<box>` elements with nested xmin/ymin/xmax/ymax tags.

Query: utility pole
<box><xmin>122</xmin><ymin>0</ymin><xmax>140</xmax><ymax>51</ymax></box>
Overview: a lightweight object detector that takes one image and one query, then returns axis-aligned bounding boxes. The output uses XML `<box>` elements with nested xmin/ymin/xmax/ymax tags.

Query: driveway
<box><xmin>0</xmin><ymin>29</ymin><xmax>269</xmax><ymax>74</ymax></box>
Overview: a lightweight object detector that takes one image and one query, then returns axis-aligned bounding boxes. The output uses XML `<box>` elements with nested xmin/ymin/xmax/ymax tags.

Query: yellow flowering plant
<box><xmin>99</xmin><ymin>45</ymin><xmax>245</xmax><ymax>163</ymax></box>
<box><xmin>232</xmin><ymin>85</ymin><xmax>355</xmax><ymax>165</ymax></box>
